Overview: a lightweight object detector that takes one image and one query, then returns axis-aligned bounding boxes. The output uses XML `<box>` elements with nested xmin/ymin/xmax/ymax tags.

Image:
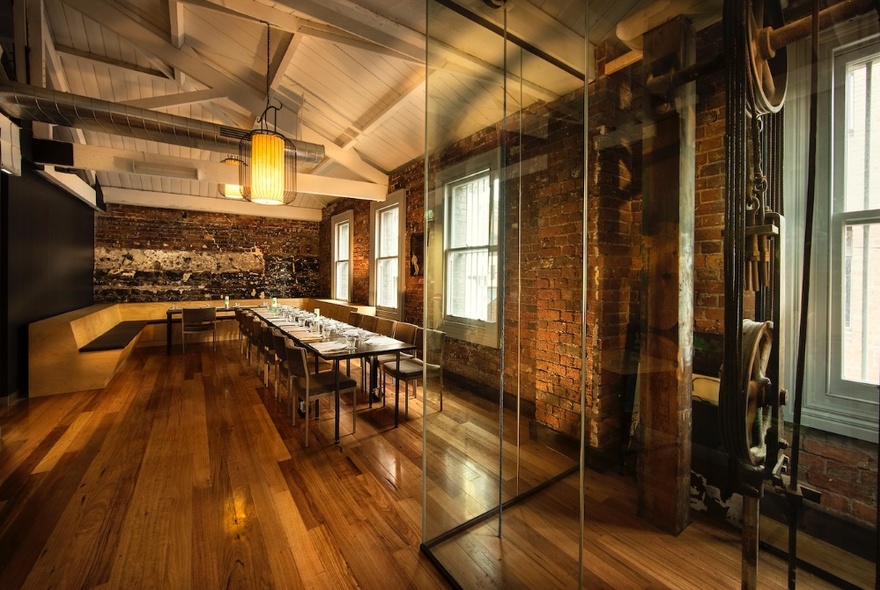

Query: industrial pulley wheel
<box><xmin>721</xmin><ymin>320</ymin><xmax>775</xmax><ymax>466</ymax></box>
<box><xmin>747</xmin><ymin>0</ymin><xmax>788</xmax><ymax>114</ymax></box>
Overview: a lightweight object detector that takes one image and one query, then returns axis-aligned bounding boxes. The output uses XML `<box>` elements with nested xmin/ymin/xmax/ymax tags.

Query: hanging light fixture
<box><xmin>239</xmin><ymin>21</ymin><xmax>297</xmax><ymax>205</ymax></box>
<box><xmin>219</xmin><ymin>156</ymin><xmax>245</xmax><ymax>199</ymax></box>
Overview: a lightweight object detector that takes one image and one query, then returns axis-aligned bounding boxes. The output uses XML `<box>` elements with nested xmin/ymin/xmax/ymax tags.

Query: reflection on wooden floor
<box><xmin>0</xmin><ymin>341</ymin><xmax>865</xmax><ymax>588</ymax></box>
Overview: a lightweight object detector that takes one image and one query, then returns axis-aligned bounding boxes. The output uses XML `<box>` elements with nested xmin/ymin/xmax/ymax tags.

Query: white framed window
<box><xmin>436</xmin><ymin>150</ymin><xmax>500</xmax><ymax>348</ymax></box>
<box><xmin>786</xmin><ymin>22</ymin><xmax>880</xmax><ymax>441</ymax></box>
<box><xmin>370</xmin><ymin>190</ymin><xmax>405</xmax><ymax>317</ymax></box>
<box><xmin>829</xmin><ymin>42</ymin><xmax>880</xmax><ymax>400</ymax></box>
<box><xmin>331</xmin><ymin>211</ymin><xmax>353</xmax><ymax>302</ymax></box>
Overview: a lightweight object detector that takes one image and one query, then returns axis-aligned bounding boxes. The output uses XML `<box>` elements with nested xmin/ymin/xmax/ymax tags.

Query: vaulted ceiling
<box><xmin>0</xmin><ymin>0</ymin><xmax>719</xmax><ymax>220</ymax></box>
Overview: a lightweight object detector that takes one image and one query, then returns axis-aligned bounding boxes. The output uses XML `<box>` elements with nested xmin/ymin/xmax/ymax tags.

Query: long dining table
<box><xmin>252</xmin><ymin>308</ymin><xmax>416</xmax><ymax>443</ymax></box>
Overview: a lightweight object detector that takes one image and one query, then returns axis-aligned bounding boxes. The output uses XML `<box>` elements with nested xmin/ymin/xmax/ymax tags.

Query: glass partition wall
<box><xmin>420</xmin><ymin>1</ymin><xmax>878</xmax><ymax>588</ymax></box>
<box><xmin>421</xmin><ymin>0</ymin><xmax>587</xmax><ymax>585</ymax></box>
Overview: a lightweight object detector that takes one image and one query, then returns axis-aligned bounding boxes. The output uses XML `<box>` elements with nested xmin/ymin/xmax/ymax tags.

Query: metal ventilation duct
<box><xmin>0</xmin><ymin>81</ymin><xmax>325</xmax><ymax>165</ymax></box>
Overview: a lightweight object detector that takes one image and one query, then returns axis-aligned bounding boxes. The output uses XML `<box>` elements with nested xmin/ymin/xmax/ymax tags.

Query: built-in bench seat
<box><xmin>29</xmin><ymin>298</ymin><xmax>374</xmax><ymax>397</ymax></box>
<box><xmin>77</xmin><ymin>319</ymin><xmax>157</xmax><ymax>352</ymax></box>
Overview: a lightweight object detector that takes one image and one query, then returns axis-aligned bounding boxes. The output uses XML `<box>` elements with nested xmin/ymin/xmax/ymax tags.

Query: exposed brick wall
<box><xmin>794</xmin><ymin>427</ymin><xmax>878</xmax><ymax>528</ymax></box>
<box><xmin>586</xmin><ymin>43</ymin><xmax>643</xmax><ymax>454</ymax></box>
<box><xmin>318</xmin><ymin>73</ymin><xmax>641</xmax><ymax>456</ymax></box>
<box><xmin>321</xmin><ymin>199</ymin><xmax>372</xmax><ymax>305</ymax></box>
<box><xmin>94</xmin><ymin>204</ymin><xmax>322</xmax><ymax>302</ymax></box>
<box><xmin>694</xmin><ymin>24</ymin><xmax>728</xmax><ymax>335</ymax></box>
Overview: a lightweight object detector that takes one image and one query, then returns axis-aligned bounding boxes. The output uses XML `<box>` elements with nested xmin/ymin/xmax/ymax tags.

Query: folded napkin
<box><xmin>295</xmin><ymin>334</ymin><xmax>323</xmax><ymax>343</ymax></box>
<box><xmin>273</xmin><ymin>321</ymin><xmax>297</xmax><ymax>327</ymax></box>
<box><xmin>286</xmin><ymin>328</ymin><xmax>314</xmax><ymax>336</ymax></box>
<box><xmin>310</xmin><ymin>341</ymin><xmax>348</xmax><ymax>352</ymax></box>
<box><xmin>365</xmin><ymin>335</ymin><xmax>400</xmax><ymax>346</ymax></box>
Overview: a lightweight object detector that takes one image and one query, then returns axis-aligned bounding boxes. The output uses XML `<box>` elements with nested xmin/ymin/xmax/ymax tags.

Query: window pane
<box><xmin>448</xmin><ymin>173</ymin><xmax>491</xmax><ymax>248</ymax></box>
<box><xmin>844</xmin><ymin>56</ymin><xmax>880</xmax><ymax>212</ymax></box>
<box><xmin>335</xmin><ymin>261</ymin><xmax>349</xmax><ymax>300</ymax></box>
<box><xmin>841</xmin><ymin>223</ymin><xmax>880</xmax><ymax>385</ymax></box>
<box><xmin>336</xmin><ymin>221</ymin><xmax>349</xmax><ymax>259</ymax></box>
<box><xmin>378</xmin><ymin>207</ymin><xmax>398</xmax><ymax>257</ymax></box>
<box><xmin>446</xmin><ymin>248</ymin><xmax>497</xmax><ymax>321</ymax></box>
<box><xmin>376</xmin><ymin>258</ymin><xmax>398</xmax><ymax>308</ymax></box>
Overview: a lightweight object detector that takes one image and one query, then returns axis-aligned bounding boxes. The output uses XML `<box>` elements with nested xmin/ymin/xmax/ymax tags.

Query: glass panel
<box><xmin>843</xmin><ymin>55</ymin><xmax>879</xmax><ymax>212</ymax></box>
<box><xmin>378</xmin><ymin>206</ymin><xmax>399</xmax><ymax>257</ymax></box>
<box><xmin>334</xmin><ymin>261</ymin><xmax>348</xmax><ymax>301</ymax></box>
<box><xmin>445</xmin><ymin>249</ymin><xmax>495</xmax><ymax>321</ymax></box>
<box><xmin>421</xmin><ymin>3</ymin><xmax>878</xmax><ymax>589</ymax></box>
<box><xmin>336</xmin><ymin>220</ymin><xmax>349</xmax><ymax>257</ymax></box>
<box><xmin>423</xmin><ymin>0</ymin><xmax>585</xmax><ymax>585</ymax></box>
<box><xmin>375</xmin><ymin>257</ymin><xmax>397</xmax><ymax>308</ymax></box>
<box><xmin>447</xmin><ymin>173</ymin><xmax>491</xmax><ymax>249</ymax></box>
<box><xmin>841</xmin><ymin>222</ymin><xmax>880</xmax><ymax>384</ymax></box>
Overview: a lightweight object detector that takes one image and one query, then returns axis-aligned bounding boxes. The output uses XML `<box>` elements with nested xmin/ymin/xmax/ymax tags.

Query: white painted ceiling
<box><xmin>1</xmin><ymin>0</ymin><xmax>718</xmax><ymax>219</ymax></box>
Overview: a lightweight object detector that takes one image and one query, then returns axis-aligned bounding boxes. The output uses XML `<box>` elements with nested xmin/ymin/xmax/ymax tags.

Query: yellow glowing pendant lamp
<box><xmin>239</xmin><ymin>22</ymin><xmax>297</xmax><ymax>205</ymax></box>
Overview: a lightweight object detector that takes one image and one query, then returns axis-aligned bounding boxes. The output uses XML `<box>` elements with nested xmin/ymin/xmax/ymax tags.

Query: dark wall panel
<box><xmin>3</xmin><ymin>167</ymin><xmax>94</xmax><ymax>397</ymax></box>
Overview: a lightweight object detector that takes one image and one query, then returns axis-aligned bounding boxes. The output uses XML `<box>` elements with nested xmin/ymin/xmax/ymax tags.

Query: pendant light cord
<box><xmin>259</xmin><ymin>20</ymin><xmax>281</xmax><ymax>131</ymax></box>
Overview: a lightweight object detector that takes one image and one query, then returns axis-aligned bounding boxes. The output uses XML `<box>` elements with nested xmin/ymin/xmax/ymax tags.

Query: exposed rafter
<box><xmin>301</xmin><ymin>126</ymin><xmax>389</xmax><ymax>186</ymax></box>
<box><xmin>168</xmin><ymin>0</ymin><xmax>185</xmax><ymax>48</ymax></box>
<box><xmin>60</xmin><ymin>0</ymin><xmax>267</xmax><ymax>116</ymax></box>
<box><xmin>101</xmin><ymin>187</ymin><xmax>323</xmax><ymax>221</ymax></box>
<box><xmin>184</xmin><ymin>0</ymin><xmax>303</xmax><ymax>33</ymax></box>
<box><xmin>341</xmin><ymin>74</ymin><xmax>426</xmax><ymax>150</ymax></box>
<box><xmin>122</xmin><ymin>87</ymin><xmax>227</xmax><ymax>110</ymax></box>
<box><xmin>54</xmin><ymin>44</ymin><xmax>170</xmax><ymax>80</ymax></box>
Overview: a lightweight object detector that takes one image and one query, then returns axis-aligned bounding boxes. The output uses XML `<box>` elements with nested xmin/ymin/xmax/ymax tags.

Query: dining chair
<box><xmin>348</xmin><ymin>312</ymin><xmax>365</xmax><ymax>328</ymax></box>
<box><xmin>382</xmin><ymin>328</ymin><xmax>445</xmax><ymax>418</ymax></box>
<box><xmin>260</xmin><ymin>324</ymin><xmax>279</xmax><ymax>388</ymax></box>
<box><xmin>360</xmin><ymin>315</ymin><xmax>378</xmax><ymax>332</ymax></box>
<box><xmin>285</xmin><ymin>342</ymin><xmax>358</xmax><ymax>447</ymax></box>
<box><xmin>271</xmin><ymin>329</ymin><xmax>291</xmax><ymax>402</ymax></box>
<box><xmin>374</xmin><ymin>317</ymin><xmax>395</xmax><ymax>337</ymax></box>
<box><xmin>234</xmin><ymin>308</ymin><xmax>247</xmax><ymax>354</ymax></box>
<box><xmin>247</xmin><ymin>318</ymin><xmax>268</xmax><ymax>377</ymax></box>
<box><xmin>239</xmin><ymin>311</ymin><xmax>258</xmax><ymax>363</ymax></box>
<box><xmin>362</xmin><ymin>317</ymin><xmax>398</xmax><ymax>397</ymax></box>
<box><xmin>181</xmin><ymin>307</ymin><xmax>217</xmax><ymax>352</ymax></box>
<box><xmin>376</xmin><ymin>321</ymin><xmax>418</xmax><ymax>391</ymax></box>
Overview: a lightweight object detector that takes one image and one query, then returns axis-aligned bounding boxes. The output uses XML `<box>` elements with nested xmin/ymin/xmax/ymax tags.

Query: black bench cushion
<box><xmin>79</xmin><ymin>320</ymin><xmax>151</xmax><ymax>352</ymax></box>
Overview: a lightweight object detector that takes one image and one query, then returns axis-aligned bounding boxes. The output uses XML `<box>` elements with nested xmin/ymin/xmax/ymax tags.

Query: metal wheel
<box><xmin>747</xmin><ymin>0</ymin><xmax>788</xmax><ymax>114</ymax></box>
<box><xmin>720</xmin><ymin>320</ymin><xmax>775</xmax><ymax>468</ymax></box>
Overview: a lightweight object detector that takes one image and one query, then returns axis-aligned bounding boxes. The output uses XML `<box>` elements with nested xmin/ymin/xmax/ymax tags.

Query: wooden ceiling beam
<box><xmin>341</xmin><ymin>74</ymin><xmax>425</xmax><ymax>150</ymax></box>
<box><xmin>301</xmin><ymin>125</ymin><xmax>389</xmax><ymax>186</ymax></box>
<box><xmin>121</xmin><ymin>87</ymin><xmax>228</xmax><ymax>110</ymax></box>
<box><xmin>168</xmin><ymin>0</ymin><xmax>185</xmax><ymax>48</ymax></box>
<box><xmin>59</xmin><ymin>0</ymin><xmax>267</xmax><ymax>116</ymax></box>
<box><xmin>31</xmin><ymin>140</ymin><xmax>388</xmax><ymax>201</ymax></box>
<box><xmin>182</xmin><ymin>0</ymin><xmax>303</xmax><ymax>34</ymax></box>
<box><xmin>53</xmin><ymin>44</ymin><xmax>170</xmax><ymax>80</ymax></box>
<box><xmin>101</xmin><ymin>187</ymin><xmax>323</xmax><ymax>221</ymax></box>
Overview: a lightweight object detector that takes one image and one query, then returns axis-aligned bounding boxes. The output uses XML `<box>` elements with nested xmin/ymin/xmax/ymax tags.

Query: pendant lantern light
<box><xmin>219</xmin><ymin>156</ymin><xmax>245</xmax><ymax>199</ymax></box>
<box><xmin>239</xmin><ymin>21</ymin><xmax>297</xmax><ymax>205</ymax></box>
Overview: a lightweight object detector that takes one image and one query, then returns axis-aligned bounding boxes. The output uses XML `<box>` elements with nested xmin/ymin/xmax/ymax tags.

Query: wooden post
<box><xmin>636</xmin><ymin>16</ymin><xmax>696</xmax><ymax>535</ymax></box>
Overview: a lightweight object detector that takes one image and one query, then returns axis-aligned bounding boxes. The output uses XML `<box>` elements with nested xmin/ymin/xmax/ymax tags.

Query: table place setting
<box><xmin>283</xmin><ymin>328</ymin><xmax>323</xmax><ymax>342</ymax></box>
<box><xmin>365</xmin><ymin>335</ymin><xmax>400</xmax><ymax>346</ymax></box>
<box><xmin>310</xmin><ymin>340</ymin><xmax>349</xmax><ymax>353</ymax></box>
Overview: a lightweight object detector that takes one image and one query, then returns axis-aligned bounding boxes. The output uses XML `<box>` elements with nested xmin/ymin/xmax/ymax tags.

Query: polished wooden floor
<box><xmin>0</xmin><ymin>340</ymin><xmax>859</xmax><ymax>588</ymax></box>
